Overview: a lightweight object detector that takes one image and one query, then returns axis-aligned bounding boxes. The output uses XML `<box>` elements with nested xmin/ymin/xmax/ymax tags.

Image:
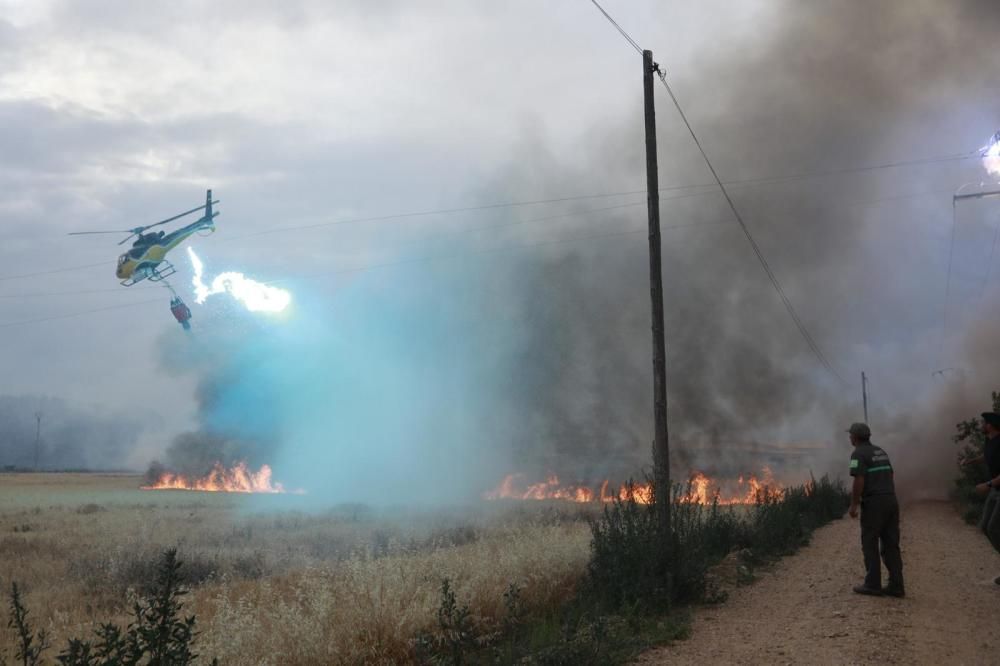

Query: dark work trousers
<box><xmin>860</xmin><ymin>494</ymin><xmax>904</xmax><ymax>590</ymax></box>
<box><xmin>980</xmin><ymin>488</ymin><xmax>1000</xmax><ymax>552</ymax></box>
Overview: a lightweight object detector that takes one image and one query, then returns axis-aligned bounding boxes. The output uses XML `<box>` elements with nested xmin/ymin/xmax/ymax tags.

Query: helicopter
<box><xmin>69</xmin><ymin>189</ymin><xmax>220</xmax><ymax>287</ymax></box>
<box><xmin>69</xmin><ymin>189</ymin><xmax>219</xmax><ymax>330</ymax></box>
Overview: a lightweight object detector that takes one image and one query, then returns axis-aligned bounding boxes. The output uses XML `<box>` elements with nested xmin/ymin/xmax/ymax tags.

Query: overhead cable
<box><xmin>589</xmin><ymin>0</ymin><xmax>643</xmax><ymax>54</ymax></box>
<box><xmin>653</xmin><ymin>65</ymin><xmax>845</xmax><ymax>384</ymax></box>
<box><xmin>587</xmin><ymin>0</ymin><xmax>846</xmax><ymax>384</ymax></box>
<box><xmin>1</xmin><ymin>212</ymin><xmax>737</xmax><ymax>327</ymax></box>
<box><xmin>0</xmin><ymin>298</ymin><xmax>163</xmax><ymax>329</ymax></box>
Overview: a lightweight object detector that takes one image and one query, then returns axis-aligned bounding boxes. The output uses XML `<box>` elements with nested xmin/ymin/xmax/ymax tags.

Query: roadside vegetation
<box><xmin>526</xmin><ymin>474</ymin><xmax>850</xmax><ymax>664</ymax></box>
<box><xmin>952</xmin><ymin>391</ymin><xmax>1000</xmax><ymax>524</ymax></box>
<box><xmin>1</xmin><ymin>473</ymin><xmax>848</xmax><ymax>664</ymax></box>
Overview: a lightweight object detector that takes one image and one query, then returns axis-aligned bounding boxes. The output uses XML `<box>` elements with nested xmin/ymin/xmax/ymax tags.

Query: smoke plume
<box><xmin>156</xmin><ymin>1</ymin><xmax>1000</xmax><ymax>501</ymax></box>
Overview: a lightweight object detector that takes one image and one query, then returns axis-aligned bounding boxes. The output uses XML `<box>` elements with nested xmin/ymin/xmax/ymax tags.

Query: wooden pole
<box><xmin>643</xmin><ymin>50</ymin><xmax>671</xmax><ymax>543</ymax></box>
<box><xmin>34</xmin><ymin>412</ymin><xmax>41</xmax><ymax>471</ymax></box>
<box><xmin>862</xmin><ymin>372</ymin><xmax>869</xmax><ymax>424</ymax></box>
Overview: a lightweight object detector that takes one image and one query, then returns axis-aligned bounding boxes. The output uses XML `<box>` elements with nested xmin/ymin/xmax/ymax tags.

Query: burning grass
<box><xmin>0</xmin><ymin>473</ymin><xmax>594</xmax><ymax>663</ymax></box>
<box><xmin>484</xmin><ymin>468</ymin><xmax>784</xmax><ymax>506</ymax></box>
<box><xmin>0</xmin><ymin>472</ymin><xmax>847</xmax><ymax>664</ymax></box>
<box><xmin>141</xmin><ymin>461</ymin><xmax>290</xmax><ymax>494</ymax></box>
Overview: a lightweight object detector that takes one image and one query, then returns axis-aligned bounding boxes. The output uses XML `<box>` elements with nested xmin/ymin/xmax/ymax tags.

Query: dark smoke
<box><xmin>153</xmin><ymin>315</ymin><xmax>284</xmax><ymax>479</ymax></box>
<box><xmin>480</xmin><ymin>0</ymin><xmax>1000</xmax><ymax>488</ymax></box>
<box><xmin>156</xmin><ymin>1</ymin><xmax>1000</xmax><ymax>500</ymax></box>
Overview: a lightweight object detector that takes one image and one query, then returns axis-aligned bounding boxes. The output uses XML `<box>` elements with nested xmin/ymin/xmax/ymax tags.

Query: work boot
<box><xmin>853</xmin><ymin>584</ymin><xmax>883</xmax><ymax>596</ymax></box>
<box><xmin>881</xmin><ymin>586</ymin><xmax>905</xmax><ymax>598</ymax></box>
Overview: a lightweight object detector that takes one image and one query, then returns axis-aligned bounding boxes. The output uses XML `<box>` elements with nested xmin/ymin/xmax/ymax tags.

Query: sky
<box><xmin>2</xmin><ymin>1</ymin><xmax>1000</xmax><ymax>499</ymax></box>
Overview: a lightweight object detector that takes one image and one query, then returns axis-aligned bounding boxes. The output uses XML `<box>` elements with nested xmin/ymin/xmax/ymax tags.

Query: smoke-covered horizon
<box><xmin>0</xmin><ymin>394</ymin><xmax>150</xmax><ymax>470</ymax></box>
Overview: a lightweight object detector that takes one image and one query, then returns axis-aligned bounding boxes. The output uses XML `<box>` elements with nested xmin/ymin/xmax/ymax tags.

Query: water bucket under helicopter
<box><xmin>169</xmin><ymin>296</ymin><xmax>192</xmax><ymax>330</ymax></box>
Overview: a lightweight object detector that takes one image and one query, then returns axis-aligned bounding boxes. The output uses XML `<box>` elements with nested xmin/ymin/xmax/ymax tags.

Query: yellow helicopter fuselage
<box><xmin>116</xmin><ymin>222</ymin><xmax>213</xmax><ymax>284</ymax></box>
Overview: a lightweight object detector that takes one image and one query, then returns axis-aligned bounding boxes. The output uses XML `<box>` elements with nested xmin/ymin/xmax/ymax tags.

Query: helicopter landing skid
<box><xmin>119</xmin><ymin>261</ymin><xmax>176</xmax><ymax>287</ymax></box>
<box><xmin>148</xmin><ymin>262</ymin><xmax>176</xmax><ymax>282</ymax></box>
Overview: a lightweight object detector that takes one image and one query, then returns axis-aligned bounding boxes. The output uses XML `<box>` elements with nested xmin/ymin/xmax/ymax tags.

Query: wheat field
<box><xmin>0</xmin><ymin>473</ymin><xmax>594</xmax><ymax>664</ymax></box>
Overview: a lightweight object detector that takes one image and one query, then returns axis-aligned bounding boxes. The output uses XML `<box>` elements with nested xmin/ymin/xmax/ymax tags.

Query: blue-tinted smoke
<box><xmin>161</xmin><ymin>254</ymin><xmax>521</xmax><ymax>504</ymax></box>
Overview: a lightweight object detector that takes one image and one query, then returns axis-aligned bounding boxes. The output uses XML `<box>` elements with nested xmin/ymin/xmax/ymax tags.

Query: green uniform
<box><xmin>850</xmin><ymin>442</ymin><xmax>904</xmax><ymax>592</ymax></box>
<box><xmin>979</xmin><ymin>435</ymin><xmax>1000</xmax><ymax>551</ymax></box>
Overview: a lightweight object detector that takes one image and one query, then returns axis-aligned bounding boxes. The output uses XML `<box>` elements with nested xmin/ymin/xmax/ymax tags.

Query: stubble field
<box><xmin>0</xmin><ymin>473</ymin><xmax>595</xmax><ymax>664</ymax></box>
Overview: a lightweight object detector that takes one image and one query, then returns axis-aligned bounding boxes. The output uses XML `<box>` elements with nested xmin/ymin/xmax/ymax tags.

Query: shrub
<box><xmin>7</xmin><ymin>549</ymin><xmax>216</xmax><ymax>666</ymax></box>
<box><xmin>583</xmin><ymin>483</ymin><xmax>667</xmax><ymax>612</ymax></box>
<box><xmin>8</xmin><ymin>582</ymin><xmax>50</xmax><ymax>666</ymax></box>
<box><xmin>952</xmin><ymin>391</ymin><xmax>1000</xmax><ymax>523</ymax></box>
<box><xmin>583</xmin><ymin>475</ymin><xmax>848</xmax><ymax>613</ymax></box>
<box><xmin>413</xmin><ymin>578</ymin><xmax>478</xmax><ymax>665</ymax></box>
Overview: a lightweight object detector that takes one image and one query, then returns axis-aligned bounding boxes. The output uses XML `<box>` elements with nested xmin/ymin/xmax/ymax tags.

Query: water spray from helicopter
<box><xmin>187</xmin><ymin>247</ymin><xmax>291</xmax><ymax>314</ymax></box>
<box><xmin>982</xmin><ymin>131</ymin><xmax>1000</xmax><ymax>178</ymax></box>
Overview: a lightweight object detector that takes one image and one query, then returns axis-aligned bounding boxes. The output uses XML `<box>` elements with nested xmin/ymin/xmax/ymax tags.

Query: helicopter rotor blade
<box><xmin>67</xmin><ymin>196</ymin><xmax>221</xmax><ymax>244</ymax></box>
<box><xmin>142</xmin><ymin>200</ymin><xmax>218</xmax><ymax>231</ymax></box>
<box><xmin>67</xmin><ymin>230</ymin><xmax>134</xmax><ymax>236</ymax></box>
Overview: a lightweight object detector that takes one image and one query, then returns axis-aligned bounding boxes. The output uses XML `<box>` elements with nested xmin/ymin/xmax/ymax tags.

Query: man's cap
<box><xmin>982</xmin><ymin>412</ymin><xmax>1000</xmax><ymax>427</ymax></box>
<box><xmin>847</xmin><ymin>422</ymin><xmax>871</xmax><ymax>438</ymax></box>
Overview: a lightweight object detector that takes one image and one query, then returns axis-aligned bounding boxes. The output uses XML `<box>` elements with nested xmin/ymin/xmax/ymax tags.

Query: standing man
<box><xmin>847</xmin><ymin>422</ymin><xmax>905</xmax><ymax>597</ymax></box>
<box><xmin>968</xmin><ymin>411</ymin><xmax>1000</xmax><ymax>584</ymax></box>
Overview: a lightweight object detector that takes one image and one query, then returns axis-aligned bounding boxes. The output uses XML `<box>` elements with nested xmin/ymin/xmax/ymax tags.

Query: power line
<box><xmin>0</xmin><ymin>181</ymin><xmax>924</xmax><ymax>294</ymax></box>
<box><xmin>0</xmin><ymin>182</ymin><xmax>958</xmax><ymax>301</ymax></box>
<box><xmin>981</xmin><ymin>216</ymin><xmax>1000</xmax><ymax>299</ymax></box>
<box><xmin>940</xmin><ymin>196</ymin><xmax>964</xmax><ymax>368</ymax></box>
<box><xmin>721</xmin><ymin>152</ymin><xmax>978</xmax><ymax>188</ymax></box>
<box><xmin>2</xmin><ymin>198</ymin><xmax>718</xmax><ymax>301</ymax></box>
<box><xmin>936</xmin><ymin>186</ymin><xmax>1000</xmax><ymax>369</ymax></box>
<box><xmin>0</xmin><ymin>298</ymin><xmax>163</xmax><ymax>329</ymax></box>
<box><xmin>589</xmin><ymin>0</ymin><xmax>643</xmax><ymax>54</ymax></box>
<box><xmin>269</xmin><ymin>216</ymin><xmax>731</xmax><ymax>286</ymax></box>
<box><xmin>0</xmin><ymin>200</ymin><xmax>649</xmax><ymax>299</ymax></box>
<box><xmin>0</xmin><ymin>214</ymin><xmax>733</xmax><ymax>328</ymax></box>
<box><xmin>0</xmin><ymin>286</ymin><xmax>159</xmax><ymax>299</ymax></box>
<box><xmin>653</xmin><ymin>66</ymin><xmax>845</xmax><ymax>384</ymax></box>
<box><xmin>244</xmin><ymin>150</ymin><xmax>977</xmax><ymax>242</ymax></box>
<box><xmin>1</xmin><ymin>149</ymin><xmax>979</xmax><ymax>286</ymax></box>
<box><xmin>0</xmin><ymin>228</ymin><xmax>652</xmax><ymax>328</ymax></box>
<box><xmin>225</xmin><ymin>186</ymin><xmax>713</xmax><ymax>241</ymax></box>
<box><xmin>360</xmin><ymin>199</ymin><xmax>646</xmax><ymax>248</ymax></box>
<box><xmin>0</xmin><ymin>187</ymin><xmax>714</xmax><ymax>284</ymax></box>
<box><xmin>0</xmin><ymin>261</ymin><xmax>107</xmax><ymax>283</ymax></box>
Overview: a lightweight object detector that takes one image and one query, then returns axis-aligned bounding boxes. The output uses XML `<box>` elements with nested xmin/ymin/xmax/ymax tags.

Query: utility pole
<box><xmin>643</xmin><ymin>49</ymin><xmax>671</xmax><ymax>545</ymax></box>
<box><xmin>861</xmin><ymin>372</ymin><xmax>869</xmax><ymax>424</ymax></box>
<box><xmin>33</xmin><ymin>411</ymin><xmax>41</xmax><ymax>471</ymax></box>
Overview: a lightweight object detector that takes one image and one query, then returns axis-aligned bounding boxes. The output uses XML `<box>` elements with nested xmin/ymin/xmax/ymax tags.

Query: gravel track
<box><xmin>637</xmin><ymin>501</ymin><xmax>999</xmax><ymax>665</ymax></box>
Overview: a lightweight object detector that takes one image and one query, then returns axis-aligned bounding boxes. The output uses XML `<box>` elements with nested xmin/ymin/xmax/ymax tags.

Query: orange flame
<box><xmin>484</xmin><ymin>468</ymin><xmax>782</xmax><ymax>506</ymax></box>
<box><xmin>141</xmin><ymin>461</ymin><xmax>288</xmax><ymax>494</ymax></box>
<box><xmin>483</xmin><ymin>474</ymin><xmax>596</xmax><ymax>503</ymax></box>
<box><xmin>677</xmin><ymin>466</ymin><xmax>783</xmax><ymax>505</ymax></box>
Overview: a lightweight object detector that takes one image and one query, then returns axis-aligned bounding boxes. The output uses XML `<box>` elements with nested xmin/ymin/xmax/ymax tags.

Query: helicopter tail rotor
<box><xmin>69</xmin><ymin>191</ymin><xmax>220</xmax><ymax>245</ymax></box>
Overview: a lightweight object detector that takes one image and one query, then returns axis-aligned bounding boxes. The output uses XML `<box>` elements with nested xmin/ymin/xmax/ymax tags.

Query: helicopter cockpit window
<box><xmin>117</xmin><ymin>254</ymin><xmax>128</xmax><ymax>267</ymax></box>
<box><xmin>127</xmin><ymin>247</ymin><xmax>144</xmax><ymax>259</ymax></box>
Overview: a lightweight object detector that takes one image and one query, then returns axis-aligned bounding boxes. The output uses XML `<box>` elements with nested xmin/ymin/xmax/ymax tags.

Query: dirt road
<box><xmin>637</xmin><ymin>501</ymin><xmax>999</xmax><ymax>665</ymax></box>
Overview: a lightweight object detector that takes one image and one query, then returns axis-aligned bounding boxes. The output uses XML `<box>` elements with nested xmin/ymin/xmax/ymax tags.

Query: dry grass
<box><xmin>0</xmin><ymin>473</ymin><xmax>592</xmax><ymax>664</ymax></box>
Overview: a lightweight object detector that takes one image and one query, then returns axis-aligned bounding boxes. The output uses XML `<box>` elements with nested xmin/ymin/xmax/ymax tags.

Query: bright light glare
<box><xmin>188</xmin><ymin>247</ymin><xmax>291</xmax><ymax>313</ymax></box>
<box><xmin>981</xmin><ymin>131</ymin><xmax>1000</xmax><ymax>177</ymax></box>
